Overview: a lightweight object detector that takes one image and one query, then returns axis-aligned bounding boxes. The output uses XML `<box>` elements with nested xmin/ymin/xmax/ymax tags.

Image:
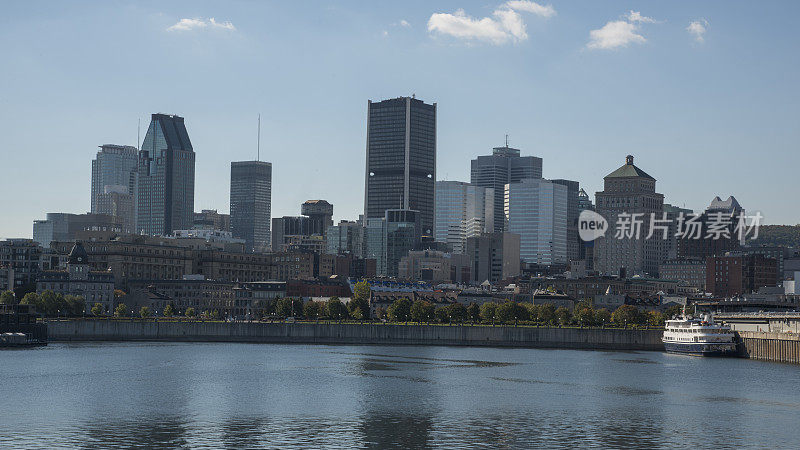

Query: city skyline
<box><xmin>2</xmin><ymin>1</ymin><xmax>800</xmax><ymax>239</ymax></box>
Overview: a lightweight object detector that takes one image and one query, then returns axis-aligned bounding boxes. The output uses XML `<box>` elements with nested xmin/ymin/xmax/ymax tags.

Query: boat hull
<box><xmin>663</xmin><ymin>342</ymin><xmax>737</xmax><ymax>356</ymax></box>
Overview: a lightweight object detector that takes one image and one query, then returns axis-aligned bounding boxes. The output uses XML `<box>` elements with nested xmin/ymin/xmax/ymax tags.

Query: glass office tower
<box><xmin>137</xmin><ymin>114</ymin><xmax>195</xmax><ymax>236</ymax></box>
<box><xmin>91</xmin><ymin>144</ymin><xmax>138</xmax><ymax>231</ymax></box>
<box><xmin>231</xmin><ymin>161</ymin><xmax>272</xmax><ymax>252</ymax></box>
<box><xmin>505</xmin><ymin>178</ymin><xmax>567</xmax><ymax>266</ymax></box>
<box><xmin>434</xmin><ymin>181</ymin><xmax>494</xmax><ymax>254</ymax></box>
<box><xmin>470</xmin><ymin>143</ymin><xmax>542</xmax><ymax>232</ymax></box>
<box><xmin>364</xmin><ymin>97</ymin><xmax>436</xmax><ymax>237</ymax></box>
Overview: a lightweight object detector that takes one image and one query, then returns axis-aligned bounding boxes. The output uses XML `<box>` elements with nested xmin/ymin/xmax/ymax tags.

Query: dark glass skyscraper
<box><xmin>137</xmin><ymin>114</ymin><xmax>195</xmax><ymax>236</ymax></box>
<box><xmin>364</xmin><ymin>97</ymin><xmax>436</xmax><ymax>237</ymax></box>
<box><xmin>91</xmin><ymin>144</ymin><xmax>139</xmax><ymax>232</ymax></box>
<box><xmin>230</xmin><ymin>161</ymin><xmax>272</xmax><ymax>252</ymax></box>
<box><xmin>470</xmin><ymin>143</ymin><xmax>542</xmax><ymax>232</ymax></box>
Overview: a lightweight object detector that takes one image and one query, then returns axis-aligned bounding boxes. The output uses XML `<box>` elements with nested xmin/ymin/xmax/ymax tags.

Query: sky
<box><xmin>1</xmin><ymin>0</ymin><xmax>799</xmax><ymax>239</ymax></box>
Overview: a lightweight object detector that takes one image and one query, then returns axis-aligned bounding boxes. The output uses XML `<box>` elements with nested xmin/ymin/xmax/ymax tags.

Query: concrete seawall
<box><xmin>737</xmin><ymin>331</ymin><xmax>800</xmax><ymax>364</ymax></box>
<box><xmin>47</xmin><ymin>320</ymin><xmax>665</xmax><ymax>351</ymax></box>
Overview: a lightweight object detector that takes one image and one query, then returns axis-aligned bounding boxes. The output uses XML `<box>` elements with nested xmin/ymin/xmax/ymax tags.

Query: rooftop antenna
<box><xmin>137</xmin><ymin>118</ymin><xmax>141</xmax><ymax>150</ymax></box>
<box><xmin>505</xmin><ymin>134</ymin><xmax>509</xmax><ymax>147</ymax></box>
<box><xmin>257</xmin><ymin>113</ymin><xmax>261</xmax><ymax>161</ymax></box>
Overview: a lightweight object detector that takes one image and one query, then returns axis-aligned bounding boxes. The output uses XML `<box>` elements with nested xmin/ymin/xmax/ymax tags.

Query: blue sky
<box><xmin>1</xmin><ymin>1</ymin><xmax>798</xmax><ymax>239</ymax></box>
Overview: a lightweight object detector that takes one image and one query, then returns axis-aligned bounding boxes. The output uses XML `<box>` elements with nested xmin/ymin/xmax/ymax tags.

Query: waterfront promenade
<box><xmin>47</xmin><ymin>319</ymin><xmax>664</xmax><ymax>351</ymax></box>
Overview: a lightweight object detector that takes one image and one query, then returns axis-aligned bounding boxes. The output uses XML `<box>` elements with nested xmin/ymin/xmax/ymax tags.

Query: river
<box><xmin>1</xmin><ymin>343</ymin><xmax>798</xmax><ymax>448</ymax></box>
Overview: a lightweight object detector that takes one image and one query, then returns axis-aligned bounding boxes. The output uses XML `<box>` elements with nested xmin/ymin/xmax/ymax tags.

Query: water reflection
<box><xmin>1</xmin><ymin>343</ymin><xmax>799</xmax><ymax>448</ymax></box>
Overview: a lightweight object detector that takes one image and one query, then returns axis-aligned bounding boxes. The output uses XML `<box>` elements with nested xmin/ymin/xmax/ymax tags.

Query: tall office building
<box><xmin>230</xmin><ymin>161</ymin><xmax>272</xmax><ymax>253</ymax></box>
<box><xmin>465</xmin><ymin>232</ymin><xmax>521</xmax><ymax>284</ymax></box>
<box><xmin>364</xmin><ymin>217</ymin><xmax>387</xmax><ymax>276</ymax></box>
<box><xmin>91</xmin><ymin>144</ymin><xmax>139</xmax><ymax>231</ymax></box>
<box><xmin>505</xmin><ymin>178</ymin><xmax>568</xmax><ymax>266</ymax></box>
<box><xmin>594</xmin><ymin>155</ymin><xmax>665</xmax><ymax>278</ymax></box>
<box><xmin>471</xmin><ymin>143</ymin><xmax>542</xmax><ymax>232</ymax></box>
<box><xmin>364</xmin><ymin>96</ymin><xmax>436</xmax><ymax>237</ymax></box>
<box><xmin>137</xmin><ymin>114</ymin><xmax>195</xmax><ymax>236</ymax></box>
<box><xmin>552</xmin><ymin>179</ymin><xmax>580</xmax><ymax>263</ymax></box>
<box><xmin>326</xmin><ymin>220</ymin><xmax>364</xmax><ymax>257</ymax></box>
<box><xmin>577</xmin><ymin>188</ymin><xmax>595</xmax><ymax>267</ymax></box>
<box><xmin>385</xmin><ymin>209</ymin><xmax>422</xmax><ymax>278</ymax></box>
<box><xmin>301</xmin><ymin>200</ymin><xmax>334</xmax><ymax>236</ymax></box>
<box><xmin>271</xmin><ymin>216</ymin><xmax>310</xmax><ymax>252</ymax></box>
<box><xmin>434</xmin><ymin>181</ymin><xmax>494</xmax><ymax>254</ymax></box>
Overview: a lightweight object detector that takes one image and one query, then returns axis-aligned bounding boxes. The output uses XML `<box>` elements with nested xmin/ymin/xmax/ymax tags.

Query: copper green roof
<box><xmin>604</xmin><ymin>155</ymin><xmax>655</xmax><ymax>180</ymax></box>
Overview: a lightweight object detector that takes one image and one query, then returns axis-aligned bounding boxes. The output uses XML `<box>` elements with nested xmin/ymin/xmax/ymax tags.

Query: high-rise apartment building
<box><xmin>434</xmin><ymin>181</ymin><xmax>494</xmax><ymax>254</ymax></box>
<box><xmin>505</xmin><ymin>178</ymin><xmax>568</xmax><ymax>266</ymax></box>
<box><xmin>137</xmin><ymin>114</ymin><xmax>195</xmax><ymax>236</ymax></box>
<box><xmin>471</xmin><ymin>143</ymin><xmax>542</xmax><ymax>232</ymax></box>
<box><xmin>364</xmin><ymin>97</ymin><xmax>436</xmax><ymax>237</ymax></box>
<box><xmin>594</xmin><ymin>155</ymin><xmax>665</xmax><ymax>278</ymax></box>
<box><xmin>230</xmin><ymin>161</ymin><xmax>272</xmax><ymax>253</ymax></box>
<box><xmin>91</xmin><ymin>144</ymin><xmax>139</xmax><ymax>231</ymax></box>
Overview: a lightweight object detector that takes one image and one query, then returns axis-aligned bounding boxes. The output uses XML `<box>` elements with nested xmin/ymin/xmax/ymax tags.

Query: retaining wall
<box><xmin>737</xmin><ymin>331</ymin><xmax>800</xmax><ymax>364</ymax></box>
<box><xmin>47</xmin><ymin>320</ymin><xmax>665</xmax><ymax>351</ymax></box>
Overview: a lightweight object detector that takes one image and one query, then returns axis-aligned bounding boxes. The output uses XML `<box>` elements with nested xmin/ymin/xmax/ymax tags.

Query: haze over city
<box><xmin>2</xmin><ymin>0</ymin><xmax>799</xmax><ymax>238</ymax></box>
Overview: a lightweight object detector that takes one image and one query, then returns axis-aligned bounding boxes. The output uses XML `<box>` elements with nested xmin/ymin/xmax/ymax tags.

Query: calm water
<box><xmin>1</xmin><ymin>343</ymin><xmax>799</xmax><ymax>448</ymax></box>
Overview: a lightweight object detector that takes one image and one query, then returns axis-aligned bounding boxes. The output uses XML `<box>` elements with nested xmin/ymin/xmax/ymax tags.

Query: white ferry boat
<box><xmin>662</xmin><ymin>312</ymin><xmax>737</xmax><ymax>356</ymax></box>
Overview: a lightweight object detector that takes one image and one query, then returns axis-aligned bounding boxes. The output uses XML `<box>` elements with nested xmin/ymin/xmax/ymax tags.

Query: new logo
<box><xmin>578</xmin><ymin>210</ymin><xmax>608</xmax><ymax>242</ymax></box>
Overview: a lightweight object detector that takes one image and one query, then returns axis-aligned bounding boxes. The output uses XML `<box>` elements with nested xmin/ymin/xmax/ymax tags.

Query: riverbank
<box><xmin>47</xmin><ymin>319</ymin><xmax>664</xmax><ymax>351</ymax></box>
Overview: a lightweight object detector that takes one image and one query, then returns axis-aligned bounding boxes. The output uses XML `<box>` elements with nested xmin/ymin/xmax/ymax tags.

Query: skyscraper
<box><xmin>471</xmin><ymin>143</ymin><xmax>542</xmax><ymax>232</ymax></box>
<box><xmin>594</xmin><ymin>155</ymin><xmax>665</xmax><ymax>278</ymax></box>
<box><xmin>434</xmin><ymin>181</ymin><xmax>494</xmax><ymax>254</ymax></box>
<box><xmin>136</xmin><ymin>114</ymin><xmax>195</xmax><ymax>236</ymax></box>
<box><xmin>505</xmin><ymin>178</ymin><xmax>568</xmax><ymax>266</ymax></box>
<box><xmin>230</xmin><ymin>161</ymin><xmax>272</xmax><ymax>253</ymax></box>
<box><xmin>91</xmin><ymin>144</ymin><xmax>138</xmax><ymax>231</ymax></box>
<box><xmin>385</xmin><ymin>209</ymin><xmax>421</xmax><ymax>278</ymax></box>
<box><xmin>364</xmin><ymin>96</ymin><xmax>436</xmax><ymax>237</ymax></box>
<box><xmin>301</xmin><ymin>200</ymin><xmax>334</xmax><ymax>236</ymax></box>
<box><xmin>552</xmin><ymin>179</ymin><xmax>580</xmax><ymax>263</ymax></box>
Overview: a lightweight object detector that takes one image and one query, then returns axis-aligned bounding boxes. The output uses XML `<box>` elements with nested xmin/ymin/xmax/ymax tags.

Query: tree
<box><xmin>0</xmin><ymin>290</ymin><xmax>17</xmax><ymax>305</ymax></box>
<box><xmin>410</xmin><ymin>300</ymin><xmax>434</xmax><ymax>323</ymax></box>
<box><xmin>303</xmin><ymin>300</ymin><xmax>322</xmax><ymax>320</ymax></box>
<box><xmin>326</xmin><ymin>297</ymin><xmax>348</xmax><ymax>321</ymax></box>
<box><xmin>448</xmin><ymin>303</ymin><xmax>467</xmax><ymax>323</ymax></box>
<box><xmin>352</xmin><ymin>281</ymin><xmax>371</xmax><ymax>304</ymax></box>
<box><xmin>496</xmin><ymin>302</ymin><xmax>516</xmax><ymax>324</ymax></box>
<box><xmin>140</xmin><ymin>306</ymin><xmax>152</xmax><ymax>318</ymax></box>
<box><xmin>479</xmin><ymin>302</ymin><xmax>498</xmax><ymax>323</ymax></box>
<box><xmin>114</xmin><ymin>289</ymin><xmax>127</xmax><ymax>300</ymax></box>
<box><xmin>348</xmin><ymin>296</ymin><xmax>370</xmax><ymax>321</ymax></box>
<box><xmin>20</xmin><ymin>292</ymin><xmax>39</xmax><ymax>306</ymax></box>
<box><xmin>91</xmin><ymin>303</ymin><xmax>104</xmax><ymax>316</ymax></box>
<box><xmin>611</xmin><ymin>305</ymin><xmax>640</xmax><ymax>327</ymax></box>
<box><xmin>163</xmin><ymin>303</ymin><xmax>176</xmax><ymax>317</ymax></box>
<box><xmin>595</xmin><ymin>308</ymin><xmax>611</xmax><ymax>327</ymax></box>
<box><xmin>555</xmin><ymin>306</ymin><xmax>572</xmax><ymax>327</ymax></box>
<box><xmin>387</xmin><ymin>298</ymin><xmax>412</xmax><ymax>322</ymax></box>
<box><xmin>539</xmin><ymin>304</ymin><xmax>556</xmax><ymax>326</ymax></box>
<box><xmin>647</xmin><ymin>310</ymin><xmax>665</xmax><ymax>327</ymax></box>
<box><xmin>374</xmin><ymin>306</ymin><xmax>386</xmax><ymax>321</ymax></box>
<box><xmin>185</xmin><ymin>307</ymin><xmax>196</xmax><ymax>318</ymax></box>
<box><xmin>574</xmin><ymin>305</ymin><xmax>595</xmax><ymax>327</ymax></box>
<box><xmin>114</xmin><ymin>303</ymin><xmax>129</xmax><ymax>317</ymax></box>
<box><xmin>276</xmin><ymin>297</ymin><xmax>302</xmax><ymax>318</ymax></box>
<box><xmin>664</xmin><ymin>304</ymin><xmax>684</xmax><ymax>319</ymax></box>
<box><xmin>434</xmin><ymin>306</ymin><xmax>450</xmax><ymax>323</ymax></box>
<box><xmin>39</xmin><ymin>290</ymin><xmax>68</xmax><ymax>317</ymax></box>
<box><xmin>467</xmin><ymin>303</ymin><xmax>480</xmax><ymax>323</ymax></box>
<box><xmin>209</xmin><ymin>309</ymin><xmax>221</xmax><ymax>320</ymax></box>
<box><xmin>64</xmin><ymin>295</ymin><xmax>85</xmax><ymax>316</ymax></box>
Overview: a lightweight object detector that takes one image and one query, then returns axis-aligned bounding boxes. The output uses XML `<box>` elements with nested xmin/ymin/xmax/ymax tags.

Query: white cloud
<box><xmin>505</xmin><ymin>1</ymin><xmax>556</xmax><ymax>18</ymax></box>
<box><xmin>399</xmin><ymin>19</ymin><xmax>411</xmax><ymax>28</ymax></box>
<box><xmin>167</xmin><ymin>17</ymin><xmax>236</xmax><ymax>32</ymax></box>
<box><xmin>687</xmin><ymin>19</ymin><xmax>708</xmax><ymax>43</ymax></box>
<box><xmin>427</xmin><ymin>1</ymin><xmax>555</xmax><ymax>45</ymax></box>
<box><xmin>626</xmin><ymin>10</ymin><xmax>655</xmax><ymax>24</ymax></box>
<box><xmin>587</xmin><ymin>11</ymin><xmax>656</xmax><ymax>50</ymax></box>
